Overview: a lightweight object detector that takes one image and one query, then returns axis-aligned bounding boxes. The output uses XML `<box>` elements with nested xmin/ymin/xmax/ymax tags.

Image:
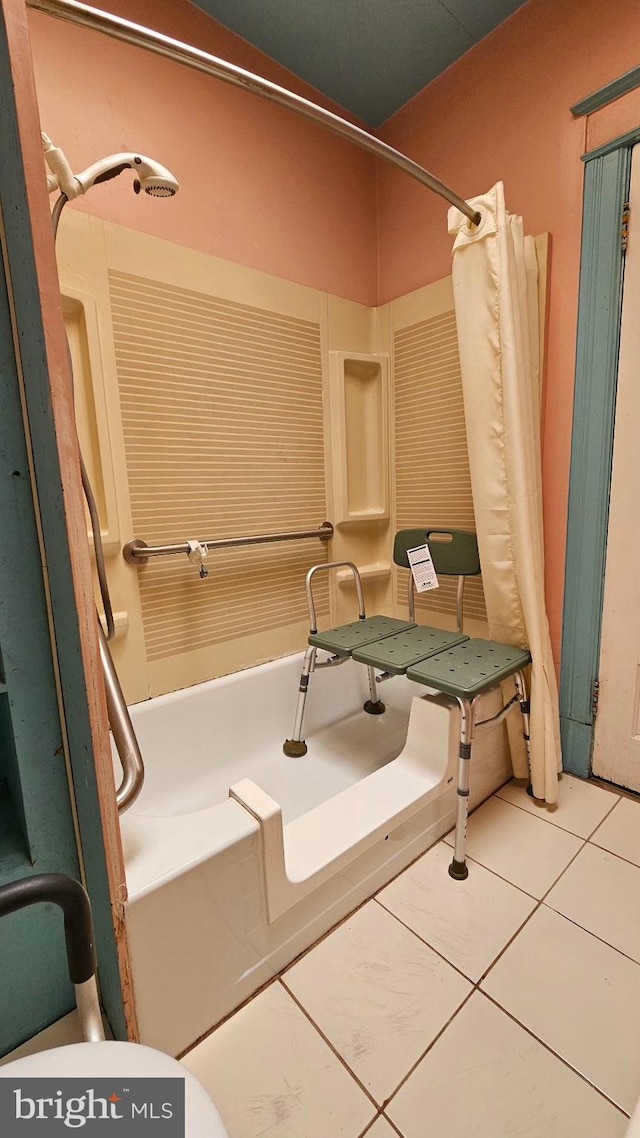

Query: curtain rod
<box><xmin>27</xmin><ymin>0</ymin><xmax>481</xmax><ymax>226</ymax></box>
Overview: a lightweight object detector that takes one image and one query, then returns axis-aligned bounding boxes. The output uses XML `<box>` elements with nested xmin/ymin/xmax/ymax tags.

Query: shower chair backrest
<box><xmin>393</xmin><ymin>529</ymin><xmax>481</xmax><ymax>576</ymax></box>
<box><xmin>393</xmin><ymin>529</ymin><xmax>481</xmax><ymax>631</ymax></box>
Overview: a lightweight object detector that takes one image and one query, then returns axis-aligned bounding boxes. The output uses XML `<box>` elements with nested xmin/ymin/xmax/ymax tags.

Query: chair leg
<box><xmin>449</xmin><ymin>697</ymin><xmax>476</xmax><ymax>881</ymax></box>
<box><xmin>364</xmin><ymin>664</ymin><xmax>385</xmax><ymax>715</ymax></box>
<box><xmin>283</xmin><ymin>646</ymin><xmax>316</xmax><ymax>756</ymax></box>
<box><xmin>514</xmin><ymin>669</ymin><xmax>533</xmax><ymax>796</ymax></box>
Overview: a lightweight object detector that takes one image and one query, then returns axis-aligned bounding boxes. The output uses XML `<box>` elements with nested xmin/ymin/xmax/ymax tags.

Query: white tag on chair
<box><xmin>407</xmin><ymin>544</ymin><xmax>439</xmax><ymax>592</ymax></box>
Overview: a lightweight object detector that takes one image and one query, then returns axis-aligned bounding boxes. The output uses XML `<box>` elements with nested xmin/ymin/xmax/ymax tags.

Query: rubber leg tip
<box><xmin>364</xmin><ymin>700</ymin><xmax>386</xmax><ymax>716</ymax></box>
<box><xmin>448</xmin><ymin>859</ymin><xmax>469</xmax><ymax>881</ymax></box>
<box><xmin>283</xmin><ymin>739</ymin><xmax>307</xmax><ymax>757</ymax></box>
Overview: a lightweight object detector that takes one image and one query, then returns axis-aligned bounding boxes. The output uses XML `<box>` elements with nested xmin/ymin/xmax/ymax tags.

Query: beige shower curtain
<box><xmin>448</xmin><ymin>182</ymin><xmax>561</xmax><ymax>803</ymax></box>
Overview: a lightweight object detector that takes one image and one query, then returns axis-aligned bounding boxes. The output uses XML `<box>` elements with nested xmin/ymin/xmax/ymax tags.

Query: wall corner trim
<box><xmin>559</xmin><ymin>145</ymin><xmax>632</xmax><ymax>778</ymax></box>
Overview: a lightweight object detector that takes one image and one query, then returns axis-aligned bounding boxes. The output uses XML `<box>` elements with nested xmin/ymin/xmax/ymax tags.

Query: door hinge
<box><xmin>622</xmin><ymin>201</ymin><xmax>630</xmax><ymax>251</ymax></box>
<box><xmin>592</xmin><ymin>678</ymin><xmax>600</xmax><ymax>719</ymax></box>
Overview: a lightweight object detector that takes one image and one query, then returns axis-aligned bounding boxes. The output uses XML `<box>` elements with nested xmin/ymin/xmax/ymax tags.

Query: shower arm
<box><xmin>27</xmin><ymin>0</ymin><xmax>481</xmax><ymax>227</ymax></box>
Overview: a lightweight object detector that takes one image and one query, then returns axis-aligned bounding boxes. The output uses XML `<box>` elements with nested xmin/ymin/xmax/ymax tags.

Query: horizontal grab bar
<box><xmin>123</xmin><ymin>521</ymin><xmax>334</xmax><ymax>565</ymax></box>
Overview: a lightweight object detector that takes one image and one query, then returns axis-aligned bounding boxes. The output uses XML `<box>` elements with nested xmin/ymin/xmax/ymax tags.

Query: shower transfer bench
<box><xmin>283</xmin><ymin>529</ymin><xmax>531</xmax><ymax>880</ymax></box>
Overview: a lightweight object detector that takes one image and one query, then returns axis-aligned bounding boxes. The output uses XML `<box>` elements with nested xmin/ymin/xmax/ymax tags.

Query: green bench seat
<box><xmin>407</xmin><ymin>638</ymin><xmax>532</xmax><ymax>698</ymax></box>
<box><xmin>308</xmin><ymin>616</ymin><xmax>414</xmax><ymax>657</ymax></box>
<box><xmin>352</xmin><ymin>626</ymin><xmax>469</xmax><ymax>675</ymax></box>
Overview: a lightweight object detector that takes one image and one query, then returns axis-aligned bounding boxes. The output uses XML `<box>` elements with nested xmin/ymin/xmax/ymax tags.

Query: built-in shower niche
<box><xmin>330</xmin><ymin>352</ymin><xmax>389</xmax><ymax>525</ymax></box>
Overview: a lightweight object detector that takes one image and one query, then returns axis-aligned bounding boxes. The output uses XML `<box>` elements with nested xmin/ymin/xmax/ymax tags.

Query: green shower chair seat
<box><xmin>283</xmin><ymin>529</ymin><xmax>482</xmax><ymax>759</ymax></box>
<box><xmin>352</xmin><ymin>625</ymin><xmax>469</xmax><ymax>676</ymax></box>
<box><xmin>407</xmin><ymin>639</ymin><xmax>532</xmax><ymax>698</ymax></box>
<box><xmin>282</xmin><ymin>529</ymin><xmax>533</xmax><ymax>887</ymax></box>
<box><xmin>309</xmin><ymin>615</ymin><xmax>415</xmax><ymax>657</ymax></box>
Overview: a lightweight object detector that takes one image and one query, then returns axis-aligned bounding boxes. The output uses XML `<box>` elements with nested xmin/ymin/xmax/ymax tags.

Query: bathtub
<box><xmin>121</xmin><ymin>651</ymin><xmax>511</xmax><ymax>1056</ymax></box>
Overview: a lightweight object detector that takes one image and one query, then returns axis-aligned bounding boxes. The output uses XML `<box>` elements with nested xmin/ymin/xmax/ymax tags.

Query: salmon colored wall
<box><xmin>28</xmin><ymin>0</ymin><xmax>377</xmax><ymax>305</ymax></box>
<box><xmin>376</xmin><ymin>0</ymin><xmax>640</xmax><ymax>668</ymax></box>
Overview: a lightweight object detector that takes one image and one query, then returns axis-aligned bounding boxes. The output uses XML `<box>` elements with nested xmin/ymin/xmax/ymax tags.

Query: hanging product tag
<box><xmin>407</xmin><ymin>544</ymin><xmax>439</xmax><ymax>592</ymax></box>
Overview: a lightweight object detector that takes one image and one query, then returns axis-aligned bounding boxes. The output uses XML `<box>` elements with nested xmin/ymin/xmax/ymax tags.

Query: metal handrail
<box><xmin>98</xmin><ymin>623</ymin><xmax>144</xmax><ymax>813</ymax></box>
<box><xmin>27</xmin><ymin>0</ymin><xmax>481</xmax><ymax>226</ymax></box>
<box><xmin>123</xmin><ymin>522</ymin><xmax>333</xmax><ymax>566</ymax></box>
<box><xmin>305</xmin><ymin>561</ymin><xmax>366</xmax><ymax>634</ymax></box>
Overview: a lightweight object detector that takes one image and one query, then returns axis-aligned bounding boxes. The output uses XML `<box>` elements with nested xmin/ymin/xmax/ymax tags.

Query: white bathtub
<box><xmin>121</xmin><ymin>652</ymin><xmax>511</xmax><ymax>1056</ymax></box>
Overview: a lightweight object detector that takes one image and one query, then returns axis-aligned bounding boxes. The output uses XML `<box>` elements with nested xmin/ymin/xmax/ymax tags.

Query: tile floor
<box><xmin>182</xmin><ymin>774</ymin><xmax>640</xmax><ymax>1137</ymax></box>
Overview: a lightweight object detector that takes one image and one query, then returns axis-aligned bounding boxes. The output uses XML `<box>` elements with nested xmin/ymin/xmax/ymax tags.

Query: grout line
<box><xmin>590</xmin><ymin>776</ymin><xmax>640</xmax><ymax>803</ymax></box>
<box><xmin>378</xmin><ymin>1115</ymin><xmax>403</xmax><ymax>1133</ymax></box>
<box><xmin>381</xmin><ymin>1114</ymin><xmax>404</xmax><ymax>1137</ymax></box>
<box><xmin>479</xmin><ymin>990</ymin><xmax>631</xmax><ymax>1119</ymax></box>
<box><xmin>541</xmin><ymin>899</ymin><xmax>640</xmax><ymax>972</ymax></box>
<box><xmin>436</xmin><ymin>841</ymin><xmax>541</xmax><ymax>900</ymax></box>
<box><xmin>177</xmin><ymin>972</ymin><xmax>282</xmax><ymax>1060</ymax></box>
<box><xmin>490</xmin><ymin>786</ymin><xmax>617</xmax><ymax>842</ymax></box>
<box><xmin>279</xmin><ymin>978</ymin><xmax>381</xmax><ymax>1114</ymax></box>
<box><xmin>588</xmin><ymin>836</ymin><xmax>640</xmax><ymax>873</ymax></box>
<box><xmin>380</xmin><ymin>989</ymin><xmax>476</xmax><ymax>1109</ymax></box>
<box><xmin>373</xmin><ymin>894</ymin><xmax>486</xmax><ymax>986</ymax></box>
<box><xmin>471</xmin><ymin>834</ymin><xmax>591</xmax><ymax>989</ymax></box>
<box><xmin>583</xmin><ymin>792</ymin><xmax>622</xmax><ymax>840</ymax></box>
<box><xmin>357</xmin><ymin>1112</ymin><xmax>403</xmax><ymax>1138</ymax></box>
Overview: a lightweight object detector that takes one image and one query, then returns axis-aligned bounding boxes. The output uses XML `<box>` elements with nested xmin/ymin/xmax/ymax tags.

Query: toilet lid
<box><xmin>0</xmin><ymin>1041</ymin><xmax>228</xmax><ymax>1137</ymax></box>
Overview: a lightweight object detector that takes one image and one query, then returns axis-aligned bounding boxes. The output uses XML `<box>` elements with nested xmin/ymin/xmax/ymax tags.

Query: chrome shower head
<box><xmin>43</xmin><ymin>134</ymin><xmax>179</xmax><ymax>200</ymax></box>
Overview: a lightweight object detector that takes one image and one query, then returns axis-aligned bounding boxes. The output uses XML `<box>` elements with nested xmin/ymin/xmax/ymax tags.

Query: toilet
<box><xmin>0</xmin><ymin>876</ymin><xmax>228</xmax><ymax>1134</ymax></box>
<box><xmin>0</xmin><ymin>1040</ymin><xmax>229</xmax><ymax>1136</ymax></box>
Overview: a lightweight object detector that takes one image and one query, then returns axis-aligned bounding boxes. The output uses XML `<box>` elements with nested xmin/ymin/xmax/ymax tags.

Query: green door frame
<box><xmin>560</xmin><ymin>129</ymin><xmax>640</xmax><ymax>777</ymax></box>
<box><xmin>0</xmin><ymin>1</ymin><xmax>126</xmax><ymax>1048</ymax></box>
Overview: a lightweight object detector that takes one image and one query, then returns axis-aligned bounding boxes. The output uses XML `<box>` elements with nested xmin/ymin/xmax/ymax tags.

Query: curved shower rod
<box><xmin>27</xmin><ymin>0</ymin><xmax>481</xmax><ymax>226</ymax></box>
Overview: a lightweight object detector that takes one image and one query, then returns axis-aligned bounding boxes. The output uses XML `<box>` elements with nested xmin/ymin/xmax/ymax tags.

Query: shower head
<box><xmin>75</xmin><ymin>153</ymin><xmax>179</xmax><ymax>198</ymax></box>
<box><xmin>42</xmin><ymin>134</ymin><xmax>179</xmax><ymax>200</ymax></box>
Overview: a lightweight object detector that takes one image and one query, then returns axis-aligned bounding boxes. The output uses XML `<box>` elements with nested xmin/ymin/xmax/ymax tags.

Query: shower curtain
<box><xmin>448</xmin><ymin>182</ymin><xmax>561</xmax><ymax>803</ymax></box>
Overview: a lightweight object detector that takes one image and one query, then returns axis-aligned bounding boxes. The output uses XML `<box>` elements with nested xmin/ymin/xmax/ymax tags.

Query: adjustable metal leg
<box><xmin>363</xmin><ymin>664</ymin><xmax>385</xmax><ymax>715</ymax></box>
<box><xmin>283</xmin><ymin>646</ymin><xmax>316</xmax><ymax>756</ymax></box>
<box><xmin>514</xmin><ymin>669</ymin><xmax>533</xmax><ymax>796</ymax></box>
<box><xmin>449</xmin><ymin>697</ymin><xmax>476</xmax><ymax>881</ymax></box>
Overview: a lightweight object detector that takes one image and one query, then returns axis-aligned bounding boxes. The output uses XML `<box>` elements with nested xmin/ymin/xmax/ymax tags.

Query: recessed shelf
<box><xmin>330</xmin><ymin>352</ymin><xmax>389</xmax><ymax>525</ymax></box>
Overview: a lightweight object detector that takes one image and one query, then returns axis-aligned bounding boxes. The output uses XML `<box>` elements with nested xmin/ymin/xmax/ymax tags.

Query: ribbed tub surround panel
<box><xmin>110</xmin><ymin>270</ymin><xmax>329</xmax><ymax>662</ymax></box>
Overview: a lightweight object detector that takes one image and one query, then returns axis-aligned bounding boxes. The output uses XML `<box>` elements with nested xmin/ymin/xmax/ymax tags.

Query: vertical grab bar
<box><xmin>98</xmin><ymin>623</ymin><xmax>144</xmax><ymax>813</ymax></box>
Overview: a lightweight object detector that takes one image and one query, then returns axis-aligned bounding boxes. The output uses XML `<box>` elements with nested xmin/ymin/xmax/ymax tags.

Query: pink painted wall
<box><xmin>30</xmin><ymin>0</ymin><xmax>640</xmax><ymax>667</ymax></box>
<box><xmin>28</xmin><ymin>0</ymin><xmax>377</xmax><ymax>305</ymax></box>
<box><xmin>376</xmin><ymin>0</ymin><xmax>640</xmax><ymax>666</ymax></box>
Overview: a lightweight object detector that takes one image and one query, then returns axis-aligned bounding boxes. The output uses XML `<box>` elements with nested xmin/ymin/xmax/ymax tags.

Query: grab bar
<box><xmin>98</xmin><ymin>622</ymin><xmax>144</xmax><ymax>813</ymax></box>
<box><xmin>0</xmin><ymin>873</ymin><xmax>104</xmax><ymax>1042</ymax></box>
<box><xmin>123</xmin><ymin>522</ymin><xmax>334</xmax><ymax>566</ymax></box>
<box><xmin>305</xmin><ymin>561</ymin><xmax>366</xmax><ymax>634</ymax></box>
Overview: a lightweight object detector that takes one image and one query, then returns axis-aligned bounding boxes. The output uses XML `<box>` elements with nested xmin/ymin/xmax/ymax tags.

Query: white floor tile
<box><xmin>444</xmin><ymin>796</ymin><xmax>583</xmax><ymax>897</ymax></box>
<box><xmin>592</xmin><ymin>797</ymin><xmax>640</xmax><ymax>867</ymax></box>
<box><xmin>496</xmin><ymin>774</ymin><xmax>618</xmax><ymax>837</ymax></box>
<box><xmin>283</xmin><ymin>901</ymin><xmax>471</xmax><ymax>1105</ymax></box>
<box><xmin>181</xmin><ymin>981</ymin><xmax>375</xmax><ymax>1138</ymax></box>
<box><xmin>481</xmin><ymin>905</ymin><xmax>640</xmax><ymax>1112</ymax></box>
<box><xmin>387</xmin><ymin>992</ymin><xmax>628</xmax><ymax>1138</ymax></box>
<box><xmin>377</xmin><ymin>842</ymin><xmax>536</xmax><ymax>981</ymax></box>
<box><xmin>547</xmin><ymin>843</ymin><xmax>640</xmax><ymax>964</ymax></box>
<box><xmin>363</xmin><ymin>1118</ymin><xmax>398</xmax><ymax>1138</ymax></box>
